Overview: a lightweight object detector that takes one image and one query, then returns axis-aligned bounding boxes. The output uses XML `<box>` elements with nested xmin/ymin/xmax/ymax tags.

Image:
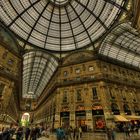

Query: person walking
<box><xmin>25</xmin><ymin>127</ymin><xmax>30</xmax><ymax>140</ymax></box>
<box><xmin>16</xmin><ymin>127</ymin><xmax>24</xmax><ymax>140</ymax></box>
<box><xmin>111</xmin><ymin>127</ymin><xmax>116</xmax><ymax>140</ymax></box>
<box><xmin>68</xmin><ymin>126</ymin><xmax>73</xmax><ymax>140</ymax></box>
<box><xmin>73</xmin><ymin>127</ymin><xmax>79</xmax><ymax>140</ymax></box>
<box><xmin>106</xmin><ymin>127</ymin><xmax>112</xmax><ymax>140</ymax></box>
<box><xmin>79</xmin><ymin>126</ymin><xmax>82</xmax><ymax>138</ymax></box>
<box><xmin>56</xmin><ymin>127</ymin><xmax>65</xmax><ymax>140</ymax></box>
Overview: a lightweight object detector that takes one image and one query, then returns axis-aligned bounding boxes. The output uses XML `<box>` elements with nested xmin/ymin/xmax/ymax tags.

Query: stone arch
<box><xmin>111</xmin><ymin>103</ymin><xmax>120</xmax><ymax>115</ymax></box>
<box><xmin>123</xmin><ymin>104</ymin><xmax>130</xmax><ymax>111</ymax></box>
<box><xmin>21</xmin><ymin>112</ymin><xmax>30</xmax><ymax>126</ymax></box>
<box><xmin>134</xmin><ymin>105</ymin><xmax>139</xmax><ymax>111</ymax></box>
<box><xmin>123</xmin><ymin>104</ymin><xmax>131</xmax><ymax>115</ymax></box>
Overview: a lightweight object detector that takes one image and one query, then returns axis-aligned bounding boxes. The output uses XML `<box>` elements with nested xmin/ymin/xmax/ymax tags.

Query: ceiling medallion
<box><xmin>50</xmin><ymin>0</ymin><xmax>70</xmax><ymax>6</ymax></box>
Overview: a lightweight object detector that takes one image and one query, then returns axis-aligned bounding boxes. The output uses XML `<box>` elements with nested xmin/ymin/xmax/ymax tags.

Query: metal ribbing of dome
<box><xmin>99</xmin><ymin>22</ymin><xmax>140</xmax><ymax>69</ymax></box>
<box><xmin>0</xmin><ymin>0</ymin><xmax>127</xmax><ymax>51</ymax></box>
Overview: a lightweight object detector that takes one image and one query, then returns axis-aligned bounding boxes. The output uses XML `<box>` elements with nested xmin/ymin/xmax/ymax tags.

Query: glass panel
<box><xmin>0</xmin><ymin>0</ymin><xmax>127</xmax><ymax>51</ymax></box>
<box><xmin>22</xmin><ymin>50</ymin><xmax>58</xmax><ymax>98</ymax></box>
<box><xmin>99</xmin><ymin>22</ymin><xmax>140</xmax><ymax>68</ymax></box>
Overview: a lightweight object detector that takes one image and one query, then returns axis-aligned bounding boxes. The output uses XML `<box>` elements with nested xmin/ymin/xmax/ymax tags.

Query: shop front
<box><xmin>75</xmin><ymin>105</ymin><xmax>87</xmax><ymax>131</ymax></box>
<box><xmin>123</xmin><ymin>104</ymin><xmax>131</xmax><ymax>115</ymax></box>
<box><xmin>111</xmin><ymin>103</ymin><xmax>120</xmax><ymax>115</ymax></box>
<box><xmin>75</xmin><ymin>111</ymin><xmax>87</xmax><ymax>131</ymax></box>
<box><xmin>92</xmin><ymin>105</ymin><xmax>106</xmax><ymax>131</ymax></box>
<box><xmin>60</xmin><ymin>112</ymin><xmax>70</xmax><ymax>127</ymax></box>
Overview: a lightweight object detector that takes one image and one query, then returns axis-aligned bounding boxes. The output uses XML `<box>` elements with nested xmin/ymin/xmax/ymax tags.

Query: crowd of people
<box><xmin>56</xmin><ymin>126</ymin><xmax>82</xmax><ymax>140</ymax></box>
<box><xmin>0</xmin><ymin>125</ymin><xmax>83</xmax><ymax>140</ymax></box>
<box><xmin>0</xmin><ymin>122</ymin><xmax>140</xmax><ymax>140</ymax></box>
<box><xmin>106</xmin><ymin>121</ymin><xmax>140</xmax><ymax>140</ymax></box>
<box><xmin>0</xmin><ymin>125</ymin><xmax>51</xmax><ymax>140</ymax></box>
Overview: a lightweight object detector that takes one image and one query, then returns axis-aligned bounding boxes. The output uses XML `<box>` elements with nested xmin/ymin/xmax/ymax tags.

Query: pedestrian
<box><xmin>111</xmin><ymin>127</ymin><xmax>116</xmax><ymax>140</ymax></box>
<box><xmin>25</xmin><ymin>127</ymin><xmax>30</xmax><ymax>140</ymax></box>
<box><xmin>79</xmin><ymin>126</ymin><xmax>82</xmax><ymax>138</ymax></box>
<box><xmin>73</xmin><ymin>127</ymin><xmax>79</xmax><ymax>140</ymax></box>
<box><xmin>68</xmin><ymin>126</ymin><xmax>73</xmax><ymax>140</ymax></box>
<box><xmin>56</xmin><ymin>127</ymin><xmax>65</xmax><ymax>140</ymax></box>
<box><xmin>16</xmin><ymin>127</ymin><xmax>24</xmax><ymax>140</ymax></box>
<box><xmin>106</xmin><ymin>127</ymin><xmax>112</xmax><ymax>140</ymax></box>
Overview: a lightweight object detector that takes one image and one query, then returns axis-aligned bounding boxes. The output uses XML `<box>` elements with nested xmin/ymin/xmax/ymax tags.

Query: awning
<box><xmin>126</xmin><ymin>115</ymin><xmax>140</xmax><ymax>120</ymax></box>
<box><xmin>114</xmin><ymin>115</ymin><xmax>129</xmax><ymax>122</ymax></box>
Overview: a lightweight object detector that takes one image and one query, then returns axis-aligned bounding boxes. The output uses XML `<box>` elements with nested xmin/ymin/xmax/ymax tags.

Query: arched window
<box><xmin>76</xmin><ymin>89</ymin><xmax>82</xmax><ymax>101</ymax></box>
<box><xmin>63</xmin><ymin>91</ymin><xmax>67</xmax><ymax>103</ymax></box>
<box><xmin>111</xmin><ymin>103</ymin><xmax>120</xmax><ymax>115</ymax></box>
<box><xmin>123</xmin><ymin>104</ymin><xmax>131</xmax><ymax>115</ymax></box>
<box><xmin>134</xmin><ymin>105</ymin><xmax>140</xmax><ymax>116</ymax></box>
<box><xmin>21</xmin><ymin>113</ymin><xmax>30</xmax><ymax>126</ymax></box>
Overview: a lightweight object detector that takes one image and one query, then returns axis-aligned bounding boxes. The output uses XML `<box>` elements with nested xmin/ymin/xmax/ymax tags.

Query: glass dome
<box><xmin>0</xmin><ymin>0</ymin><xmax>127</xmax><ymax>51</ymax></box>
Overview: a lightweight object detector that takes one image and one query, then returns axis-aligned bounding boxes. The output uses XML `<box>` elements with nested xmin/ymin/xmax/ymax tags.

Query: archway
<box><xmin>123</xmin><ymin>104</ymin><xmax>131</xmax><ymax>115</ymax></box>
<box><xmin>134</xmin><ymin>105</ymin><xmax>140</xmax><ymax>116</ymax></box>
<box><xmin>21</xmin><ymin>113</ymin><xmax>30</xmax><ymax>126</ymax></box>
<box><xmin>111</xmin><ymin>103</ymin><xmax>120</xmax><ymax>115</ymax></box>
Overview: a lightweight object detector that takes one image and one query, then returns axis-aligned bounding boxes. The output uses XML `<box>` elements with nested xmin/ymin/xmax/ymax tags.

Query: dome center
<box><xmin>50</xmin><ymin>0</ymin><xmax>70</xmax><ymax>6</ymax></box>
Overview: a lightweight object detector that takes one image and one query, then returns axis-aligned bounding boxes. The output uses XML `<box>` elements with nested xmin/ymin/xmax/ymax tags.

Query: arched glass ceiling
<box><xmin>22</xmin><ymin>50</ymin><xmax>58</xmax><ymax>99</ymax></box>
<box><xmin>0</xmin><ymin>0</ymin><xmax>127</xmax><ymax>51</ymax></box>
<box><xmin>99</xmin><ymin>22</ymin><xmax>140</xmax><ymax>68</ymax></box>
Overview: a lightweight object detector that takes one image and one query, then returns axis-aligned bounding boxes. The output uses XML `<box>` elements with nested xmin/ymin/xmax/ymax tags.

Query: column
<box><xmin>70</xmin><ymin>87</ymin><xmax>75</xmax><ymax>127</ymax></box>
<box><xmin>54</xmin><ymin>89</ymin><xmax>61</xmax><ymax>128</ymax></box>
<box><xmin>84</xmin><ymin>86</ymin><xmax>93</xmax><ymax>130</ymax></box>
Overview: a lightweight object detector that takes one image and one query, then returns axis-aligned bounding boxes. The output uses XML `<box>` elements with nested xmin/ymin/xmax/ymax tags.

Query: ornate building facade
<box><xmin>33</xmin><ymin>51</ymin><xmax>140</xmax><ymax>131</ymax></box>
<box><xmin>0</xmin><ymin>0</ymin><xmax>140</xmax><ymax>130</ymax></box>
<box><xmin>0</xmin><ymin>25</ymin><xmax>21</xmax><ymax>127</ymax></box>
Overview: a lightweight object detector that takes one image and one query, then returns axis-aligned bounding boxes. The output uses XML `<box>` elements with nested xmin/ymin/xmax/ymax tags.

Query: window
<box><xmin>76</xmin><ymin>77</ymin><xmax>80</xmax><ymax>81</ymax></box>
<box><xmin>121</xmin><ymin>90</ymin><xmax>126</xmax><ymax>100</ymax></box>
<box><xmin>109</xmin><ymin>88</ymin><xmax>115</xmax><ymax>99</ymax></box>
<box><xmin>63</xmin><ymin>71</ymin><xmax>68</xmax><ymax>77</ymax></box>
<box><xmin>82</xmin><ymin>64</ymin><xmax>86</xmax><ymax>71</ymax></box>
<box><xmin>90</xmin><ymin>75</ymin><xmax>95</xmax><ymax>79</ymax></box>
<box><xmin>123</xmin><ymin>104</ymin><xmax>131</xmax><ymax>115</ymax></box>
<box><xmin>133</xmin><ymin>99</ymin><xmax>136</xmax><ymax>102</ymax></box>
<box><xmin>70</xmin><ymin>67</ymin><xmax>73</xmax><ymax>73</ymax></box>
<box><xmin>92</xmin><ymin>87</ymin><xmax>98</xmax><ymax>99</ymax></box>
<box><xmin>113</xmin><ymin>68</ymin><xmax>116</xmax><ymax>72</ymax></box>
<box><xmin>77</xmin><ymin>89</ymin><xmax>82</xmax><ymax>101</ymax></box>
<box><xmin>111</xmin><ymin>103</ymin><xmax>120</xmax><ymax>115</ymax></box>
<box><xmin>103</xmin><ymin>66</ymin><xmax>107</xmax><ymax>71</ymax></box>
<box><xmin>63</xmin><ymin>91</ymin><xmax>67</xmax><ymax>103</ymax></box>
<box><xmin>89</xmin><ymin>66</ymin><xmax>94</xmax><ymax>71</ymax></box>
<box><xmin>0</xmin><ymin>83</ymin><xmax>5</xmax><ymax>97</ymax></box>
<box><xmin>2</xmin><ymin>50</ymin><xmax>8</xmax><ymax>59</ymax></box>
<box><xmin>75</xmin><ymin>68</ymin><xmax>80</xmax><ymax>74</ymax></box>
<box><xmin>7</xmin><ymin>59</ymin><xmax>14</xmax><ymax>65</ymax></box>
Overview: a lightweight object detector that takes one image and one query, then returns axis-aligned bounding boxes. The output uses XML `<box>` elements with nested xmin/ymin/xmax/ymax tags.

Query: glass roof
<box><xmin>22</xmin><ymin>50</ymin><xmax>58</xmax><ymax>98</ymax></box>
<box><xmin>99</xmin><ymin>22</ymin><xmax>140</xmax><ymax>68</ymax></box>
<box><xmin>0</xmin><ymin>0</ymin><xmax>127</xmax><ymax>51</ymax></box>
